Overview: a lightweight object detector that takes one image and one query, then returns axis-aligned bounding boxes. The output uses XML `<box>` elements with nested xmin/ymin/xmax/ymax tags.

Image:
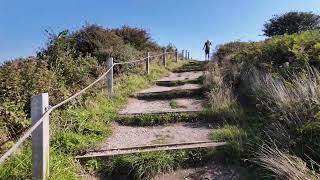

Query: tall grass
<box><xmin>206</xmin><ymin>59</ymin><xmax>320</xmax><ymax>178</ymax></box>
<box><xmin>205</xmin><ymin>61</ymin><xmax>243</xmax><ymax>122</ymax></box>
<box><xmin>247</xmin><ymin>67</ymin><xmax>320</xmax><ymax>127</ymax></box>
<box><xmin>252</xmin><ymin>144</ymin><xmax>320</xmax><ymax>180</ymax></box>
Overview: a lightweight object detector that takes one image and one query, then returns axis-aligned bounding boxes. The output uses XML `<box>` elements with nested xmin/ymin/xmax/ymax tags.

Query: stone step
<box><xmin>155</xmin><ymin>79</ymin><xmax>201</xmax><ymax>87</ymax></box>
<box><xmin>134</xmin><ymin>84</ymin><xmax>204</xmax><ymax>100</ymax></box>
<box><xmin>173</xmin><ymin>66</ymin><xmax>206</xmax><ymax>73</ymax></box>
<box><xmin>156</xmin><ymin>71</ymin><xmax>204</xmax><ymax>87</ymax></box>
<box><xmin>119</xmin><ymin>98</ymin><xmax>204</xmax><ymax>115</ymax></box>
<box><xmin>172</xmin><ymin>61</ymin><xmax>207</xmax><ymax>73</ymax></box>
<box><xmin>157</xmin><ymin>71</ymin><xmax>204</xmax><ymax>82</ymax></box>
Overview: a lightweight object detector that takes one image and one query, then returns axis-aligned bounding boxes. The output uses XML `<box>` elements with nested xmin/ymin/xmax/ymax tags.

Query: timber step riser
<box><xmin>133</xmin><ymin>88</ymin><xmax>205</xmax><ymax>100</ymax></box>
<box><xmin>156</xmin><ymin>78</ymin><xmax>203</xmax><ymax>87</ymax></box>
<box><xmin>76</xmin><ymin>141</ymin><xmax>227</xmax><ymax>159</ymax></box>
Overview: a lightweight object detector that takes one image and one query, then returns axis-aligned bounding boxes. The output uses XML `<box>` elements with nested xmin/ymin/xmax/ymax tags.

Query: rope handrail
<box><xmin>0</xmin><ymin>65</ymin><xmax>114</xmax><ymax>164</ymax></box>
<box><xmin>0</xmin><ymin>50</ymin><xmax>180</xmax><ymax>165</ymax></box>
<box><xmin>114</xmin><ymin>57</ymin><xmax>148</xmax><ymax>65</ymax></box>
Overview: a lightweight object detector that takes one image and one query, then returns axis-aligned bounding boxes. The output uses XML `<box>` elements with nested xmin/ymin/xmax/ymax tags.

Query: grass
<box><xmin>209</xmin><ymin>125</ymin><xmax>248</xmax><ymax>162</ymax></box>
<box><xmin>210</xmin><ymin>125</ymin><xmax>246</xmax><ymax>142</ymax></box>
<box><xmin>0</xmin><ymin>58</ymin><xmax>186</xmax><ymax>179</ymax></box>
<box><xmin>205</xmin><ymin>60</ymin><xmax>320</xmax><ymax>178</ymax></box>
<box><xmin>84</xmin><ymin>149</ymin><xmax>217</xmax><ymax>180</ymax></box>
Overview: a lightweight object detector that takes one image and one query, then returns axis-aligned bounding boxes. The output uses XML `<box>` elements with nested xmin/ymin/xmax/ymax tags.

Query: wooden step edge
<box><xmin>75</xmin><ymin>142</ymin><xmax>227</xmax><ymax>159</ymax></box>
<box><xmin>133</xmin><ymin>88</ymin><xmax>205</xmax><ymax>100</ymax></box>
<box><xmin>118</xmin><ymin>110</ymin><xmax>203</xmax><ymax>116</ymax></box>
<box><xmin>135</xmin><ymin>87</ymin><xmax>202</xmax><ymax>96</ymax></box>
<box><xmin>85</xmin><ymin>140</ymin><xmax>217</xmax><ymax>153</ymax></box>
<box><xmin>155</xmin><ymin>78</ymin><xmax>203</xmax><ymax>87</ymax></box>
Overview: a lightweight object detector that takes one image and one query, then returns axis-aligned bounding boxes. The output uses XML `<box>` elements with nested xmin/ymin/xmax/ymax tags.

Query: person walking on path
<box><xmin>203</xmin><ymin>40</ymin><xmax>212</xmax><ymax>61</ymax></box>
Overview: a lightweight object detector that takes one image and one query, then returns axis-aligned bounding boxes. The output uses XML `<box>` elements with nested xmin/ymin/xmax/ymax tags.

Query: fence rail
<box><xmin>0</xmin><ymin>48</ymin><xmax>191</xmax><ymax>179</ymax></box>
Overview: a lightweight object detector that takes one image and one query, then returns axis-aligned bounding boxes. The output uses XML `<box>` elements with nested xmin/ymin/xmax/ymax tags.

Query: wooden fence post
<box><xmin>146</xmin><ymin>52</ymin><xmax>150</xmax><ymax>74</ymax></box>
<box><xmin>163</xmin><ymin>48</ymin><xmax>167</xmax><ymax>66</ymax></box>
<box><xmin>175</xmin><ymin>49</ymin><xmax>178</xmax><ymax>63</ymax></box>
<box><xmin>31</xmin><ymin>93</ymin><xmax>49</xmax><ymax>180</ymax></box>
<box><xmin>106</xmin><ymin>57</ymin><xmax>113</xmax><ymax>97</ymax></box>
<box><xmin>185</xmin><ymin>50</ymin><xmax>188</xmax><ymax>60</ymax></box>
<box><xmin>182</xmin><ymin>50</ymin><xmax>184</xmax><ymax>60</ymax></box>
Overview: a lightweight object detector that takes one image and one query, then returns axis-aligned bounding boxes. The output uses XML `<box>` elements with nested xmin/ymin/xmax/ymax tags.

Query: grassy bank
<box><xmin>0</xmin><ymin>59</ymin><xmax>185</xmax><ymax>179</ymax></box>
<box><xmin>205</xmin><ymin>31</ymin><xmax>320</xmax><ymax>178</ymax></box>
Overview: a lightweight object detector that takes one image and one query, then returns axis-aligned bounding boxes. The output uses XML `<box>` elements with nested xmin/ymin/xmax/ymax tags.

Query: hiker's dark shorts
<box><xmin>205</xmin><ymin>49</ymin><xmax>210</xmax><ymax>55</ymax></box>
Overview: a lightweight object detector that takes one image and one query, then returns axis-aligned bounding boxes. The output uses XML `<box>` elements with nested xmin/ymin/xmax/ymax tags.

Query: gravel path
<box><xmin>98</xmin><ymin>122</ymin><xmax>217</xmax><ymax>150</ymax></box>
<box><xmin>119</xmin><ymin>98</ymin><xmax>204</xmax><ymax>115</ymax></box>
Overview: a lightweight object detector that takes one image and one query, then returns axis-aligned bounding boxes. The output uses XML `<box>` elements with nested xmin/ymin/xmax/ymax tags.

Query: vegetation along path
<box><xmin>78</xmin><ymin>61</ymin><xmax>250</xmax><ymax>180</ymax></box>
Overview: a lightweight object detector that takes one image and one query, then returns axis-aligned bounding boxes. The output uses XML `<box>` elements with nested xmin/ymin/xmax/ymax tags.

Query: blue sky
<box><xmin>1</xmin><ymin>0</ymin><xmax>320</xmax><ymax>61</ymax></box>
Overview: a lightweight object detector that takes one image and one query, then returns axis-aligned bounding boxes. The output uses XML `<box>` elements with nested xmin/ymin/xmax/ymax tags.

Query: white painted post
<box><xmin>146</xmin><ymin>52</ymin><xmax>150</xmax><ymax>74</ymax></box>
<box><xmin>175</xmin><ymin>49</ymin><xmax>178</xmax><ymax>63</ymax></box>
<box><xmin>182</xmin><ymin>50</ymin><xmax>184</xmax><ymax>60</ymax></box>
<box><xmin>31</xmin><ymin>93</ymin><xmax>49</xmax><ymax>180</ymax></box>
<box><xmin>106</xmin><ymin>57</ymin><xmax>113</xmax><ymax>97</ymax></box>
<box><xmin>163</xmin><ymin>48</ymin><xmax>167</xmax><ymax>66</ymax></box>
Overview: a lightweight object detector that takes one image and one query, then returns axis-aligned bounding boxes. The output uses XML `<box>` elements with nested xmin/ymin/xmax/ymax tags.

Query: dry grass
<box><xmin>252</xmin><ymin>144</ymin><xmax>320</xmax><ymax>180</ymax></box>
<box><xmin>205</xmin><ymin>62</ymin><xmax>237</xmax><ymax>111</ymax></box>
<box><xmin>205</xmin><ymin>61</ymin><xmax>242</xmax><ymax>123</ymax></box>
<box><xmin>247</xmin><ymin>67</ymin><xmax>320</xmax><ymax>126</ymax></box>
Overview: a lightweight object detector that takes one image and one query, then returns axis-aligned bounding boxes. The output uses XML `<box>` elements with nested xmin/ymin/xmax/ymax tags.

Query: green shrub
<box><xmin>112</xmin><ymin>25</ymin><xmax>161</xmax><ymax>52</ymax></box>
<box><xmin>263</xmin><ymin>11</ymin><xmax>320</xmax><ymax>37</ymax></box>
<box><xmin>0</xmin><ymin>58</ymin><xmax>68</xmax><ymax>148</ymax></box>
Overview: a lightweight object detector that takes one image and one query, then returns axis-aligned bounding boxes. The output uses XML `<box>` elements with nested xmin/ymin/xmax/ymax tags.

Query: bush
<box><xmin>0</xmin><ymin>58</ymin><xmax>68</xmax><ymax>148</ymax></box>
<box><xmin>112</xmin><ymin>25</ymin><xmax>161</xmax><ymax>52</ymax></box>
<box><xmin>263</xmin><ymin>11</ymin><xmax>320</xmax><ymax>37</ymax></box>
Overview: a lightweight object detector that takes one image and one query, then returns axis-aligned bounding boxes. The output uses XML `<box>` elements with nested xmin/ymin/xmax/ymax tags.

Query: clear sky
<box><xmin>1</xmin><ymin>0</ymin><xmax>320</xmax><ymax>61</ymax></box>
